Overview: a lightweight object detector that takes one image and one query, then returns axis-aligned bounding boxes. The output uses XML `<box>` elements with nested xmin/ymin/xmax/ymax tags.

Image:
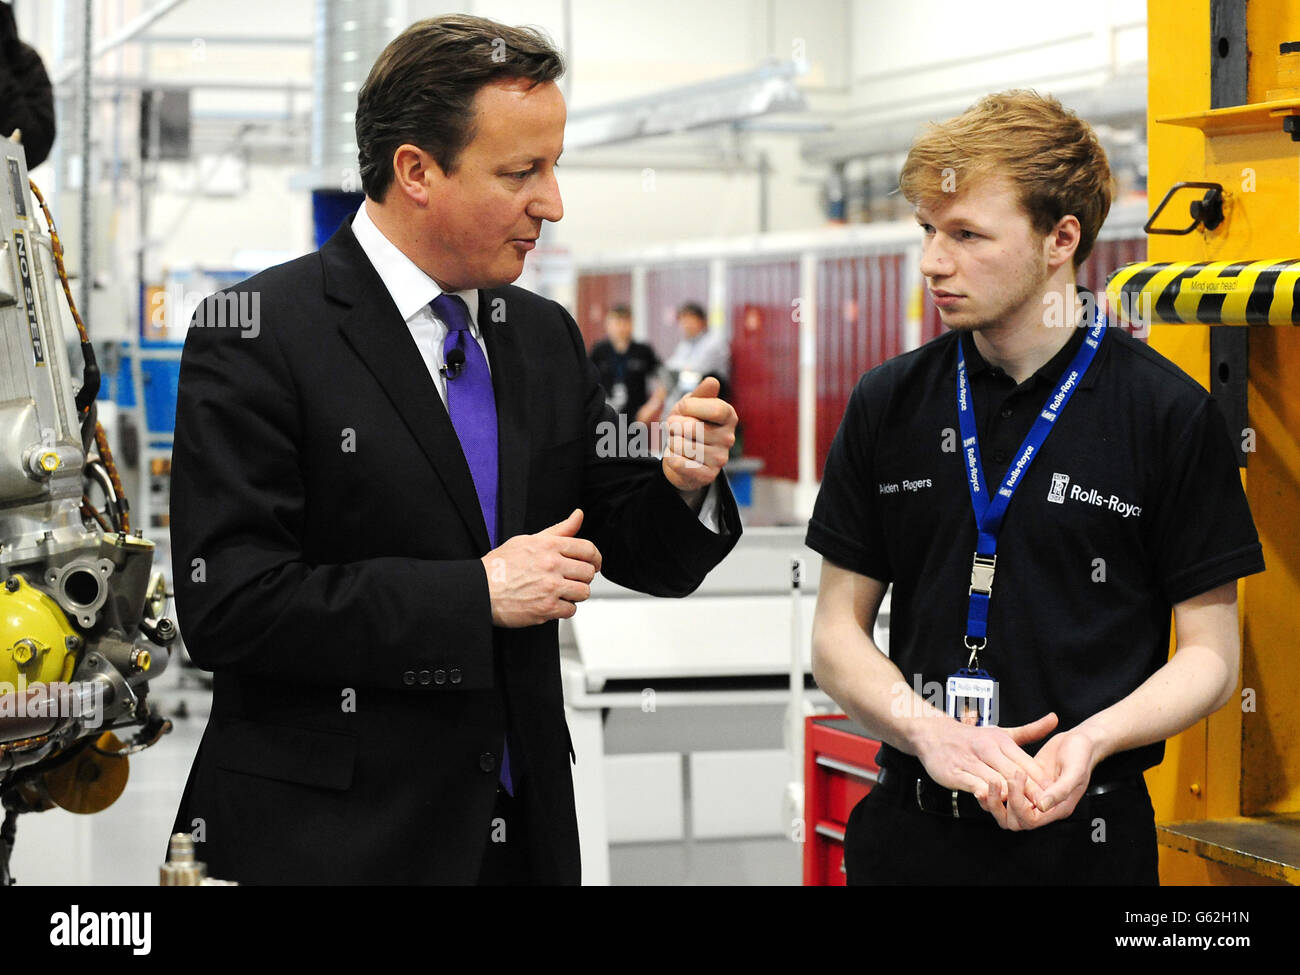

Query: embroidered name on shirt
<box><xmin>879</xmin><ymin>478</ymin><xmax>933</xmax><ymax>495</ymax></box>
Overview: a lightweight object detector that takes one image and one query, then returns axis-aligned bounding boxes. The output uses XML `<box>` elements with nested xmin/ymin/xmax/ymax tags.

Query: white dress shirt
<box><xmin>351</xmin><ymin>201</ymin><xmax>488</xmax><ymax>407</ymax></box>
<box><xmin>349</xmin><ymin>203</ymin><xmax>723</xmax><ymax>533</ymax></box>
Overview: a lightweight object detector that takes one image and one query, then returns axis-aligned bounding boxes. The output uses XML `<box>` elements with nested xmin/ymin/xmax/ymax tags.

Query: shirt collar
<box><xmin>351</xmin><ymin>201</ymin><xmax>480</xmax><ymax>332</ymax></box>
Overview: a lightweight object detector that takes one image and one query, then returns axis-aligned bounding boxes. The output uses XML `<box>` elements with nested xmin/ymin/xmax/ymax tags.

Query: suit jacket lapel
<box><xmin>326</xmin><ymin>222</ymin><xmax>492</xmax><ymax>552</ymax></box>
<box><xmin>479</xmin><ymin>289</ymin><xmax>530</xmax><ymax>543</ymax></box>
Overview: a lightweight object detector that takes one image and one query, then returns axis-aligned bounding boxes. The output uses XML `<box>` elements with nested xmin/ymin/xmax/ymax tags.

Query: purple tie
<box><xmin>432</xmin><ymin>293</ymin><xmax>513</xmax><ymax>795</ymax></box>
<box><xmin>435</xmin><ymin>293</ymin><xmax>499</xmax><ymax>547</ymax></box>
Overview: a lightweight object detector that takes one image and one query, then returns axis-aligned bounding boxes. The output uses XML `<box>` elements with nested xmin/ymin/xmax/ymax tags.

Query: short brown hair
<box><xmin>356</xmin><ymin>15</ymin><xmax>565</xmax><ymax>201</ymax></box>
<box><xmin>898</xmin><ymin>90</ymin><xmax>1114</xmax><ymax>268</ymax></box>
<box><xmin>608</xmin><ymin>304</ymin><xmax>632</xmax><ymax>320</ymax></box>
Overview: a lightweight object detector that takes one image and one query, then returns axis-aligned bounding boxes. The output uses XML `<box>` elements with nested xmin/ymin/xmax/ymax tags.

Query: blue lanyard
<box><xmin>956</xmin><ymin>312</ymin><xmax>1107</xmax><ymax>660</ymax></box>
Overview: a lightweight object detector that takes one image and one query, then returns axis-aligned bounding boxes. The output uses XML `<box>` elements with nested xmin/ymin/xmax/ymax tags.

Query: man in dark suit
<box><xmin>168</xmin><ymin>15</ymin><xmax>740</xmax><ymax>885</ymax></box>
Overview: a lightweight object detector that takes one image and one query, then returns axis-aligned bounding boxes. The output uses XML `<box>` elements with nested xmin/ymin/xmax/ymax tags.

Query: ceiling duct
<box><xmin>800</xmin><ymin>68</ymin><xmax>1147</xmax><ymax>166</ymax></box>
<box><xmin>565</xmin><ymin>60</ymin><xmax>808</xmax><ymax>151</ymax></box>
<box><xmin>305</xmin><ymin>0</ymin><xmax>407</xmax><ymax>191</ymax></box>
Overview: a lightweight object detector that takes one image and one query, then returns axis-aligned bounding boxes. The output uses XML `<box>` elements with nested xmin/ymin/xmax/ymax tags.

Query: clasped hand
<box><xmin>918</xmin><ymin>713</ymin><xmax>1099</xmax><ymax>830</ymax></box>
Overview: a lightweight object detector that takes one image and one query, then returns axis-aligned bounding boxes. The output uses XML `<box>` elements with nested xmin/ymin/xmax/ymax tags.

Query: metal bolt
<box><xmin>169</xmin><ymin>833</ymin><xmax>196</xmax><ymax>863</ymax></box>
<box><xmin>4</xmin><ymin>577</ymin><xmax>18</xmax><ymax>592</ymax></box>
<box><xmin>65</xmin><ymin>635</ymin><xmax>81</xmax><ymax>651</ymax></box>
<box><xmin>131</xmin><ymin>648</ymin><xmax>152</xmax><ymax>672</ymax></box>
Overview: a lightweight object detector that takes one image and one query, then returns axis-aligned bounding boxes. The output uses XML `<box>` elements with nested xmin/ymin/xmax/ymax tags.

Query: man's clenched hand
<box><xmin>481</xmin><ymin>509</ymin><xmax>602</xmax><ymax>627</ymax></box>
<box><xmin>661</xmin><ymin>377</ymin><xmax>738</xmax><ymax>504</ymax></box>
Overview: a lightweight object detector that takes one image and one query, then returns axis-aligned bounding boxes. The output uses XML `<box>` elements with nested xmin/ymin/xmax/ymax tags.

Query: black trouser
<box><xmin>477</xmin><ymin>785</ymin><xmax>534</xmax><ymax>885</ymax></box>
<box><xmin>844</xmin><ymin>773</ymin><xmax>1159</xmax><ymax>885</ymax></box>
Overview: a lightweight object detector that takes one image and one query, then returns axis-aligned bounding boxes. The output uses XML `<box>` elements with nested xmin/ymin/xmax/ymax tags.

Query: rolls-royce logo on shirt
<box><xmin>1047</xmin><ymin>471</ymin><xmax>1142</xmax><ymax>518</ymax></box>
<box><xmin>1047</xmin><ymin>472</ymin><xmax>1069</xmax><ymax>504</ymax></box>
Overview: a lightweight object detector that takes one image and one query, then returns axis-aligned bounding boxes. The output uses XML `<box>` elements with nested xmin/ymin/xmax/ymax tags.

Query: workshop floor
<box><xmin>9</xmin><ymin>664</ymin><xmax>801</xmax><ymax>886</ymax></box>
<box><xmin>611</xmin><ymin>838</ymin><xmax>799</xmax><ymax>885</ymax></box>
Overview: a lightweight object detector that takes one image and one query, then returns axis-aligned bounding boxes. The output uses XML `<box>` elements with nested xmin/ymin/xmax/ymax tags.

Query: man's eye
<box><xmin>507</xmin><ymin>169</ymin><xmax>533</xmax><ymax>181</ymax></box>
<box><xmin>919</xmin><ymin>223</ymin><xmax>935</xmax><ymax>235</ymax></box>
<box><xmin>959</xmin><ymin>229</ymin><xmax>978</xmax><ymax>240</ymax></box>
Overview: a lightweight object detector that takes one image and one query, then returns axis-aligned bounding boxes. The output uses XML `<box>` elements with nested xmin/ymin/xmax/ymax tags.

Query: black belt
<box><xmin>874</xmin><ymin>766</ymin><xmax>1144</xmax><ymax>821</ymax></box>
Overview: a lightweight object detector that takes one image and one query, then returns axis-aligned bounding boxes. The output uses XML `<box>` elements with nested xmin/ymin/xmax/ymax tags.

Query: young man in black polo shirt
<box><xmin>807</xmin><ymin>91</ymin><xmax>1264</xmax><ymax>885</ymax></box>
<box><xmin>589</xmin><ymin>304</ymin><xmax>662</xmax><ymax>423</ymax></box>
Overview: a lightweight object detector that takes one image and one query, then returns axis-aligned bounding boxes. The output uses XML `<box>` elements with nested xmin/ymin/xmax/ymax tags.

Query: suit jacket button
<box><xmin>449</xmin><ymin>668</ymin><xmax>462</xmax><ymax>685</ymax></box>
<box><xmin>402</xmin><ymin>670</ymin><xmax>415</xmax><ymax>686</ymax></box>
<box><xmin>418</xmin><ymin>670</ymin><xmax>431</xmax><ymax>685</ymax></box>
<box><xmin>434</xmin><ymin>669</ymin><xmax>447</xmax><ymax>685</ymax></box>
<box><xmin>479</xmin><ymin>752</ymin><xmax>496</xmax><ymax>773</ymax></box>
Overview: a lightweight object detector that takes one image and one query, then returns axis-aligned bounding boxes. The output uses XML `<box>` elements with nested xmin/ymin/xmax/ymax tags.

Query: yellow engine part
<box><xmin>0</xmin><ymin>576</ymin><xmax>78</xmax><ymax>687</ymax></box>
<box><xmin>43</xmin><ymin>732</ymin><xmax>129</xmax><ymax>815</ymax></box>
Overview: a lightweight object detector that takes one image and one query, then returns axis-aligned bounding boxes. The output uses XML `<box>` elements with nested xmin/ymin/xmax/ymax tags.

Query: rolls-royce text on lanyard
<box><xmin>948</xmin><ymin>311</ymin><xmax>1107</xmax><ymax>727</ymax></box>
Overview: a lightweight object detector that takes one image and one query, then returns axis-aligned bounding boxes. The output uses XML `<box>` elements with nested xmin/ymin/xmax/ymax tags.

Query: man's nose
<box><xmin>529</xmin><ymin>169</ymin><xmax>564</xmax><ymax>223</ymax></box>
<box><xmin>919</xmin><ymin>234</ymin><xmax>953</xmax><ymax>278</ymax></box>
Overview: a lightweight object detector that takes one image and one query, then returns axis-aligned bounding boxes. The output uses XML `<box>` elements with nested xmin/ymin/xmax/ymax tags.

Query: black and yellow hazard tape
<box><xmin>1105</xmin><ymin>260</ymin><xmax>1300</xmax><ymax>326</ymax></box>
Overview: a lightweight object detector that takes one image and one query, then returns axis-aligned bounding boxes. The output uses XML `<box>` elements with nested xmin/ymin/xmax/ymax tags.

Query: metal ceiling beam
<box><xmin>53</xmin><ymin>0</ymin><xmax>191</xmax><ymax>86</ymax></box>
<box><xmin>83</xmin><ymin>77</ymin><xmax>314</xmax><ymax>93</ymax></box>
<box><xmin>139</xmin><ymin>33</ymin><xmax>312</xmax><ymax>46</ymax></box>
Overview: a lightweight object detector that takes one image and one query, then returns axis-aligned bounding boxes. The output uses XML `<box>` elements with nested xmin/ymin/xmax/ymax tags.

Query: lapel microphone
<box><xmin>441</xmin><ymin>347</ymin><xmax>466</xmax><ymax>379</ymax></box>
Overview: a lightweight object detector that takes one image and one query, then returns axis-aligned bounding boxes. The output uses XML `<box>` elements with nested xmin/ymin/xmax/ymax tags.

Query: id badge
<box><xmin>609</xmin><ymin>381</ymin><xmax>628</xmax><ymax>412</ymax></box>
<box><xmin>946</xmin><ymin>668</ymin><xmax>999</xmax><ymax>727</ymax></box>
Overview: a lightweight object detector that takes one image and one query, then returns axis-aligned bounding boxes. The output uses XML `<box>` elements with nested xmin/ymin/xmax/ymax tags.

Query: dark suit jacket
<box><xmin>168</xmin><ymin>221</ymin><xmax>740</xmax><ymax>884</ymax></box>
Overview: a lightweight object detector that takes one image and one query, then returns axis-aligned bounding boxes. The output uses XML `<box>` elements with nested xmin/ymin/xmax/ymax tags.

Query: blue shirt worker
<box><xmin>642</xmin><ymin>301</ymin><xmax>731</xmax><ymax>422</ymax></box>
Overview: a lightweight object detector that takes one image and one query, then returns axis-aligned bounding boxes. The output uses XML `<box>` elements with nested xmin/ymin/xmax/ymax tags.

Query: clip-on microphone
<box><xmin>441</xmin><ymin>347</ymin><xmax>466</xmax><ymax>379</ymax></box>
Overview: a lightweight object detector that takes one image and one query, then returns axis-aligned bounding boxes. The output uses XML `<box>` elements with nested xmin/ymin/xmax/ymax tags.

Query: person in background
<box><xmin>0</xmin><ymin>1</ymin><xmax>55</xmax><ymax>168</ymax></box>
<box><xmin>642</xmin><ymin>301</ymin><xmax>731</xmax><ymax>423</ymax></box>
<box><xmin>588</xmin><ymin>304</ymin><xmax>661</xmax><ymax>424</ymax></box>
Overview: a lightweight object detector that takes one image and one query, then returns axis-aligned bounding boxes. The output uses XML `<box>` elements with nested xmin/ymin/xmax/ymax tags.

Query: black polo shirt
<box><xmin>590</xmin><ymin>339</ymin><xmax>660</xmax><ymax>418</ymax></box>
<box><xmin>807</xmin><ymin>320</ymin><xmax>1265</xmax><ymax>781</ymax></box>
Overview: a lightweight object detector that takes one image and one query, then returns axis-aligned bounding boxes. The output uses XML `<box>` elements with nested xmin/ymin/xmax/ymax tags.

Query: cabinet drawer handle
<box><xmin>815</xmin><ymin>755</ymin><xmax>878</xmax><ymax>781</ymax></box>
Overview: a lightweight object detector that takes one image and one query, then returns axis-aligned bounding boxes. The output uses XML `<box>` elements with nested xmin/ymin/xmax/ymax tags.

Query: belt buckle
<box><xmin>914</xmin><ymin>778</ymin><xmax>962</xmax><ymax>818</ymax></box>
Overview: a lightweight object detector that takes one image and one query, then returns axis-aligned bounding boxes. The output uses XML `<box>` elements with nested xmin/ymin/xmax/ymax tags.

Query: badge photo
<box><xmin>946</xmin><ymin>668</ymin><xmax>999</xmax><ymax>727</ymax></box>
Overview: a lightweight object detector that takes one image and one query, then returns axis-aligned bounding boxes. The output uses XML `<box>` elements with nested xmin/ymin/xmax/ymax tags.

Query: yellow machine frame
<box><xmin>1144</xmin><ymin>0</ymin><xmax>1300</xmax><ymax>885</ymax></box>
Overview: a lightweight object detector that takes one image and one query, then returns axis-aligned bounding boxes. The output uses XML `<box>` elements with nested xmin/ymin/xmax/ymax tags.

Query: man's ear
<box><xmin>390</xmin><ymin>144</ymin><xmax>437</xmax><ymax>206</ymax></box>
<box><xmin>1045</xmin><ymin>214</ymin><xmax>1081</xmax><ymax>271</ymax></box>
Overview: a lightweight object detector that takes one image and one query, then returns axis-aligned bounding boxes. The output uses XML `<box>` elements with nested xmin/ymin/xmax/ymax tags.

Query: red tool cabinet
<box><xmin>803</xmin><ymin>715</ymin><xmax>880</xmax><ymax>886</ymax></box>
